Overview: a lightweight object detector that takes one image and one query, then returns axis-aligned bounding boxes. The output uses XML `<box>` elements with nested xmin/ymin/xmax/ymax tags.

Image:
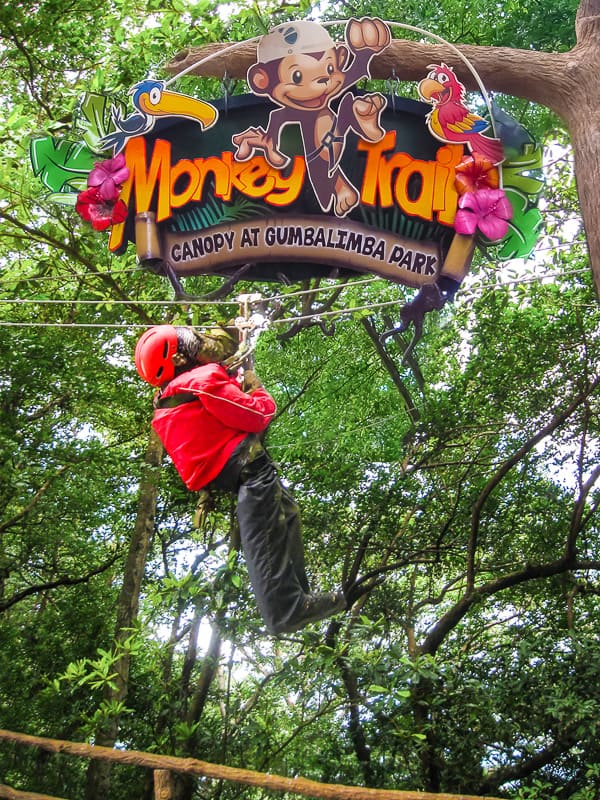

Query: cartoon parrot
<box><xmin>100</xmin><ymin>79</ymin><xmax>218</xmax><ymax>154</ymax></box>
<box><xmin>418</xmin><ymin>64</ymin><xmax>504</xmax><ymax>165</ymax></box>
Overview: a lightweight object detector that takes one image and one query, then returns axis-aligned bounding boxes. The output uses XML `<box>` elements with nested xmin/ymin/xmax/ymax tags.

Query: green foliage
<box><xmin>1</xmin><ymin>2</ymin><xmax>600</xmax><ymax>800</ymax></box>
<box><xmin>76</xmin><ymin>93</ymin><xmax>124</xmax><ymax>154</ymax></box>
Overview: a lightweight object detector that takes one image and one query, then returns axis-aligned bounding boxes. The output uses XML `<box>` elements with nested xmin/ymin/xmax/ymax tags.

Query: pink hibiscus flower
<box><xmin>87</xmin><ymin>153</ymin><xmax>130</xmax><ymax>202</ymax></box>
<box><xmin>454</xmin><ymin>189</ymin><xmax>513</xmax><ymax>241</ymax></box>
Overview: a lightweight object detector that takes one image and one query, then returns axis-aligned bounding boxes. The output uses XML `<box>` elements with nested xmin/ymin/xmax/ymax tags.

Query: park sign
<box><xmin>108</xmin><ymin>17</ymin><xmax>493</xmax><ymax>288</ymax></box>
<box><xmin>30</xmin><ymin>18</ymin><xmax>544</xmax><ymax>290</ymax></box>
<box><xmin>108</xmin><ymin>92</ymin><xmax>465</xmax><ymax>286</ymax></box>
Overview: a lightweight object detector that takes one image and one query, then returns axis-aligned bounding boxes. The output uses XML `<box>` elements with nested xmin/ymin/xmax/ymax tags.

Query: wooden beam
<box><xmin>0</xmin><ymin>783</ymin><xmax>68</xmax><ymax>800</ymax></box>
<box><xmin>153</xmin><ymin>770</ymin><xmax>174</xmax><ymax>800</ymax></box>
<box><xmin>0</xmin><ymin>728</ymin><xmax>504</xmax><ymax>800</ymax></box>
<box><xmin>165</xmin><ymin>40</ymin><xmax>567</xmax><ymax>111</ymax></box>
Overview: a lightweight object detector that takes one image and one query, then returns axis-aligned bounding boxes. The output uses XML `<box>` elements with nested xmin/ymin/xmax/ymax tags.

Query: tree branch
<box><xmin>479</xmin><ymin>716</ymin><xmax>599</xmax><ymax>795</ymax></box>
<box><xmin>566</xmin><ymin>463</ymin><xmax>600</xmax><ymax>561</ymax></box>
<box><xmin>361</xmin><ymin>317</ymin><xmax>420</xmax><ymax>425</ymax></box>
<box><xmin>275</xmin><ymin>363</ymin><xmax>326</xmax><ymax>419</ymax></box>
<box><xmin>466</xmin><ymin>375</ymin><xmax>600</xmax><ymax>590</ymax></box>
<box><xmin>0</xmin><ymin>552</ymin><xmax>121</xmax><ymax>612</ymax></box>
<box><xmin>420</xmin><ymin>556</ymin><xmax>598</xmax><ymax>656</ymax></box>
<box><xmin>0</xmin><ymin>209</ymin><xmax>154</xmax><ymax>324</ymax></box>
<box><xmin>0</xmin><ymin>465</ymin><xmax>70</xmax><ymax>536</ymax></box>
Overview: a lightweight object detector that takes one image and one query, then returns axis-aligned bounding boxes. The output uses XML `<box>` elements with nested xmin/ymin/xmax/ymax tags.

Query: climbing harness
<box><xmin>153</xmin><ymin>391</ymin><xmax>198</xmax><ymax>409</ymax></box>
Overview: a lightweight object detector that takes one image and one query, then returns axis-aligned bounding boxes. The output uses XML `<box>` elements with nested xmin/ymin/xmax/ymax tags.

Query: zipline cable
<box><xmin>0</xmin><ymin>276</ymin><xmax>384</xmax><ymax>305</ymax></box>
<box><xmin>0</xmin><ymin>275</ymin><xmax>386</xmax><ymax>303</ymax></box>
<box><xmin>0</xmin><ymin>267</ymin><xmax>591</xmax><ymax>310</ymax></box>
<box><xmin>0</xmin><ymin>298</ymin><xmax>402</xmax><ymax>328</ymax></box>
<box><xmin>0</xmin><ymin>266</ymin><xmax>143</xmax><ymax>281</ymax></box>
<box><xmin>1</xmin><ymin>277</ymin><xmax>597</xmax><ymax>330</ymax></box>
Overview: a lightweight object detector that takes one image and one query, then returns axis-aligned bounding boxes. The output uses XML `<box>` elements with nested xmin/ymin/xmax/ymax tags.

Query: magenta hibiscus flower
<box><xmin>76</xmin><ymin>187</ymin><xmax>128</xmax><ymax>231</ymax></box>
<box><xmin>454</xmin><ymin>188</ymin><xmax>513</xmax><ymax>241</ymax></box>
<box><xmin>87</xmin><ymin>153</ymin><xmax>130</xmax><ymax>202</ymax></box>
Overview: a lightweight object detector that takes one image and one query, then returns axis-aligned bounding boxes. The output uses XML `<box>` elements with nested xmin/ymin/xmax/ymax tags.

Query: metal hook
<box><xmin>221</xmin><ymin>70</ymin><xmax>234</xmax><ymax>115</ymax></box>
<box><xmin>386</xmin><ymin>69</ymin><xmax>399</xmax><ymax>113</ymax></box>
<box><xmin>225</xmin><ymin>293</ymin><xmax>268</xmax><ymax>374</ymax></box>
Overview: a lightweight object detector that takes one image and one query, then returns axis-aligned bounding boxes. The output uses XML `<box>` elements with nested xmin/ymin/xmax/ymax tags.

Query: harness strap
<box><xmin>154</xmin><ymin>391</ymin><xmax>198</xmax><ymax>409</ymax></box>
<box><xmin>306</xmin><ymin>129</ymin><xmax>345</xmax><ymax>168</ymax></box>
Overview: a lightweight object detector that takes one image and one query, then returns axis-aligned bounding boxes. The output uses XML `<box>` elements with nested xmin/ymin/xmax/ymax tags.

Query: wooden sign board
<box><xmin>32</xmin><ymin>18</ymin><xmax>543</xmax><ymax>294</ymax></box>
<box><xmin>109</xmin><ymin>92</ymin><xmax>462</xmax><ymax>286</ymax></box>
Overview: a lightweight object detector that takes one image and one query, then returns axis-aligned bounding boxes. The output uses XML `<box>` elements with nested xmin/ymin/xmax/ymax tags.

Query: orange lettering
<box><xmin>265</xmin><ymin>156</ymin><xmax>305</xmax><ymax>207</ymax></box>
<box><xmin>359</xmin><ymin>131</ymin><xmax>397</xmax><ymax>206</ymax></box>
<box><xmin>170</xmin><ymin>159</ymin><xmax>200</xmax><ymax>209</ymax></box>
<box><xmin>109</xmin><ymin>137</ymin><xmax>171</xmax><ymax>251</ymax></box>
<box><xmin>433</xmin><ymin>145</ymin><xmax>463</xmax><ymax>225</ymax></box>
<box><xmin>193</xmin><ymin>156</ymin><xmax>232</xmax><ymax>202</ymax></box>
<box><xmin>394</xmin><ymin>160</ymin><xmax>436</xmax><ymax>221</ymax></box>
<box><xmin>359</xmin><ymin>133</ymin><xmax>461</xmax><ymax>226</ymax></box>
<box><xmin>110</xmin><ymin>128</ymin><xmax>461</xmax><ymax>259</ymax></box>
<box><xmin>230</xmin><ymin>155</ymin><xmax>275</xmax><ymax>199</ymax></box>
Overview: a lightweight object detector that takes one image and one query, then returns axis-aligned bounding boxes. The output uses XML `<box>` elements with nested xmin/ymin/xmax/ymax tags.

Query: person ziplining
<box><xmin>134</xmin><ymin>323</ymin><xmax>349</xmax><ymax>634</ymax></box>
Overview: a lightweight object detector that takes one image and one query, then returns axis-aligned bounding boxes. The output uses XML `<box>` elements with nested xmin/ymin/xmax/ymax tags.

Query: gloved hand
<box><xmin>243</xmin><ymin>370</ymin><xmax>263</xmax><ymax>392</ymax></box>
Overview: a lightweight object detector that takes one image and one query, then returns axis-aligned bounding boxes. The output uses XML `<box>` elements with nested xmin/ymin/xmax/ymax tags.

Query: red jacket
<box><xmin>152</xmin><ymin>363</ymin><xmax>277</xmax><ymax>490</ymax></box>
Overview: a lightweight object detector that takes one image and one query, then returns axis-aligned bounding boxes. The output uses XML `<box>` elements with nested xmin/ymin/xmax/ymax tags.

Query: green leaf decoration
<box><xmin>76</xmin><ymin>92</ymin><xmax>123</xmax><ymax>154</ymax></box>
<box><xmin>45</xmin><ymin>192</ymin><xmax>79</xmax><ymax>207</ymax></box>
<box><xmin>171</xmin><ymin>195</ymin><xmax>268</xmax><ymax>233</ymax></box>
<box><xmin>496</xmin><ymin>187</ymin><xmax>543</xmax><ymax>260</ymax></box>
<box><xmin>30</xmin><ymin>137</ymin><xmax>95</xmax><ymax>195</ymax></box>
<box><xmin>482</xmin><ymin>141</ymin><xmax>545</xmax><ymax>258</ymax></box>
<box><xmin>502</xmin><ymin>142</ymin><xmax>545</xmax><ymax>199</ymax></box>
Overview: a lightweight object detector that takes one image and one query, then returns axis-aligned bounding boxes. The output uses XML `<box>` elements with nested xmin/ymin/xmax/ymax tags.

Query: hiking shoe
<box><xmin>344</xmin><ymin>575</ymin><xmax>385</xmax><ymax>606</ymax></box>
<box><xmin>280</xmin><ymin>591</ymin><xmax>346</xmax><ymax>633</ymax></box>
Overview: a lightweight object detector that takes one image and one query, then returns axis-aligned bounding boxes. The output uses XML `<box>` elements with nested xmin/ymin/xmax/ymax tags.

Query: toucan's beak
<box><xmin>138</xmin><ymin>90</ymin><xmax>218</xmax><ymax>129</ymax></box>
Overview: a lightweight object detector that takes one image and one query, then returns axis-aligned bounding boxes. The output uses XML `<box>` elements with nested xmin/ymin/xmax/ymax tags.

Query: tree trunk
<box><xmin>173</xmin><ymin>619</ymin><xmax>223</xmax><ymax>800</ymax></box>
<box><xmin>84</xmin><ymin>427</ymin><xmax>163</xmax><ymax>800</ymax></box>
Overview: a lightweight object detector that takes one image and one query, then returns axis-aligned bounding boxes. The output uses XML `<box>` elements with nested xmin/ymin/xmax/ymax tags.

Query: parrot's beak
<box><xmin>418</xmin><ymin>78</ymin><xmax>449</xmax><ymax>104</ymax></box>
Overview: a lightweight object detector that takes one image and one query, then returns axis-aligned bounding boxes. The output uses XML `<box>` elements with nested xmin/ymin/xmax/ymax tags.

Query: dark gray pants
<box><xmin>211</xmin><ymin>435</ymin><xmax>310</xmax><ymax>633</ymax></box>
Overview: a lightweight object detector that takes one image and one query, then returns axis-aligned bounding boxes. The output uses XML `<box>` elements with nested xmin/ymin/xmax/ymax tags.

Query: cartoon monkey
<box><xmin>232</xmin><ymin>18</ymin><xmax>391</xmax><ymax>217</ymax></box>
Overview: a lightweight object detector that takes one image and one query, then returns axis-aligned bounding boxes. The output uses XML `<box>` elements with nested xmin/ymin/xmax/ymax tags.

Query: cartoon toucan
<box><xmin>101</xmin><ymin>79</ymin><xmax>218</xmax><ymax>153</ymax></box>
<box><xmin>418</xmin><ymin>64</ymin><xmax>504</xmax><ymax>165</ymax></box>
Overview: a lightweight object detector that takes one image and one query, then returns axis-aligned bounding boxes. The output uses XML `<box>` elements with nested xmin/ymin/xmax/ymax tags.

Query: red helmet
<box><xmin>134</xmin><ymin>325</ymin><xmax>178</xmax><ymax>386</ymax></box>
